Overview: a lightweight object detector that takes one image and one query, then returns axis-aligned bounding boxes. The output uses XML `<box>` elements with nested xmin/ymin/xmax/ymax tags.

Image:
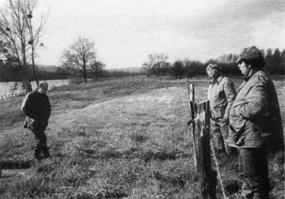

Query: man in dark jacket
<box><xmin>229</xmin><ymin>46</ymin><xmax>284</xmax><ymax>199</ymax></box>
<box><xmin>21</xmin><ymin>81</ymin><xmax>51</xmax><ymax>160</ymax></box>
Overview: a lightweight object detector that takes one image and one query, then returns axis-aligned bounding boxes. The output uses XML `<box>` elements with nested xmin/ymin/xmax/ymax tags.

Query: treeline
<box><xmin>143</xmin><ymin>48</ymin><xmax>285</xmax><ymax>78</ymax></box>
<box><xmin>0</xmin><ymin>63</ymin><xmax>146</xmax><ymax>82</ymax></box>
<box><xmin>263</xmin><ymin>48</ymin><xmax>285</xmax><ymax>74</ymax></box>
<box><xmin>148</xmin><ymin>59</ymin><xmax>240</xmax><ymax>79</ymax></box>
<box><xmin>216</xmin><ymin>48</ymin><xmax>285</xmax><ymax>76</ymax></box>
<box><xmin>0</xmin><ymin>64</ymin><xmax>68</xmax><ymax>82</ymax></box>
<box><xmin>0</xmin><ymin>48</ymin><xmax>284</xmax><ymax>82</ymax></box>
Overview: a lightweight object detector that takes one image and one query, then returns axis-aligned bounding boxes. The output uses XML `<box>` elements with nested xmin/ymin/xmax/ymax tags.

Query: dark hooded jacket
<box><xmin>21</xmin><ymin>89</ymin><xmax>51</xmax><ymax>131</ymax></box>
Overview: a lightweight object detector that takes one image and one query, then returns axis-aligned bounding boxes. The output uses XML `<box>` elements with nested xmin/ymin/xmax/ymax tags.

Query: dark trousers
<box><xmin>32</xmin><ymin>129</ymin><xmax>50</xmax><ymax>159</ymax></box>
<box><xmin>211</xmin><ymin>119</ymin><xmax>236</xmax><ymax>155</ymax></box>
<box><xmin>240</xmin><ymin>148</ymin><xmax>270</xmax><ymax>199</ymax></box>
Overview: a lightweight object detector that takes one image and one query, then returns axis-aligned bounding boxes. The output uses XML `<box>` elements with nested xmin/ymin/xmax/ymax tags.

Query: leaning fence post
<box><xmin>188</xmin><ymin>84</ymin><xmax>197</xmax><ymax>171</ymax></box>
<box><xmin>197</xmin><ymin>101</ymin><xmax>217</xmax><ymax>199</ymax></box>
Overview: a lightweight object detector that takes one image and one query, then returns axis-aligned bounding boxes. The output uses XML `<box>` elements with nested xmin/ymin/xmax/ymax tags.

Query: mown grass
<box><xmin>0</xmin><ymin>77</ymin><xmax>284</xmax><ymax>199</ymax></box>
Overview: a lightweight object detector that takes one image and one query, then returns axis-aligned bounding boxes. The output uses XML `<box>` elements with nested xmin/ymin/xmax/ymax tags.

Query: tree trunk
<box><xmin>83</xmin><ymin>69</ymin><xmax>87</xmax><ymax>83</ymax></box>
<box><xmin>31</xmin><ymin>46</ymin><xmax>38</xmax><ymax>85</ymax></box>
<box><xmin>83</xmin><ymin>61</ymin><xmax>87</xmax><ymax>83</ymax></box>
<box><xmin>22</xmin><ymin>42</ymin><xmax>32</xmax><ymax>92</ymax></box>
<box><xmin>23</xmin><ymin>79</ymin><xmax>32</xmax><ymax>92</ymax></box>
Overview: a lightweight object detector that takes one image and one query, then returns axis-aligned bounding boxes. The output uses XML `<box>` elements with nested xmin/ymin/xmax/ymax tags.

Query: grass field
<box><xmin>0</xmin><ymin>77</ymin><xmax>284</xmax><ymax>199</ymax></box>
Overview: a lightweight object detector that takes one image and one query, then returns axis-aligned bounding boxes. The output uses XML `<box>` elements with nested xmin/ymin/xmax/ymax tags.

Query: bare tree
<box><xmin>141</xmin><ymin>62</ymin><xmax>153</xmax><ymax>77</ymax></box>
<box><xmin>61</xmin><ymin>37</ymin><xmax>97</xmax><ymax>83</ymax></box>
<box><xmin>143</xmin><ymin>53</ymin><xmax>168</xmax><ymax>77</ymax></box>
<box><xmin>0</xmin><ymin>0</ymin><xmax>48</xmax><ymax>91</ymax></box>
<box><xmin>25</xmin><ymin>4</ymin><xmax>47</xmax><ymax>85</ymax></box>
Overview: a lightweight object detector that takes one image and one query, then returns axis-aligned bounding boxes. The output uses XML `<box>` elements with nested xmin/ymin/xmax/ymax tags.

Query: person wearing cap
<box><xmin>21</xmin><ymin>81</ymin><xmax>51</xmax><ymax>160</ymax></box>
<box><xmin>206</xmin><ymin>63</ymin><xmax>237</xmax><ymax>156</ymax></box>
<box><xmin>229</xmin><ymin>46</ymin><xmax>284</xmax><ymax>199</ymax></box>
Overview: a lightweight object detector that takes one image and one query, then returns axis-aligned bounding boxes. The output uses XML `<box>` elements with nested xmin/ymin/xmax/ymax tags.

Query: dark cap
<box><xmin>206</xmin><ymin>64</ymin><xmax>221</xmax><ymax>72</ymax></box>
<box><xmin>236</xmin><ymin>46</ymin><xmax>264</xmax><ymax>63</ymax></box>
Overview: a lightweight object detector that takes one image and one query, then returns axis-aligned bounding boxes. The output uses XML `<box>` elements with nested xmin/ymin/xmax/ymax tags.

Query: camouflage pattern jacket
<box><xmin>229</xmin><ymin>70</ymin><xmax>284</xmax><ymax>150</ymax></box>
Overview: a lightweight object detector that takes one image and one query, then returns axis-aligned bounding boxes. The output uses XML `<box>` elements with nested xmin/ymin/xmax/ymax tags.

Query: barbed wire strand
<box><xmin>210</xmin><ymin>139</ymin><xmax>228</xmax><ymax>199</ymax></box>
<box><xmin>184</xmin><ymin>117</ymin><xmax>228</xmax><ymax>198</ymax></box>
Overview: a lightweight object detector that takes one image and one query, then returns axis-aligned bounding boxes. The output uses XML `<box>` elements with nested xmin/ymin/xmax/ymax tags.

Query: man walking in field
<box><xmin>206</xmin><ymin>64</ymin><xmax>236</xmax><ymax>155</ymax></box>
<box><xmin>229</xmin><ymin>46</ymin><xmax>284</xmax><ymax>199</ymax></box>
<box><xmin>21</xmin><ymin>81</ymin><xmax>51</xmax><ymax>161</ymax></box>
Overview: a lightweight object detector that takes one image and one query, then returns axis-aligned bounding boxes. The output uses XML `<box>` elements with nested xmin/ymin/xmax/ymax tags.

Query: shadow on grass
<box><xmin>0</xmin><ymin>160</ymin><xmax>32</xmax><ymax>169</ymax></box>
<box><xmin>76</xmin><ymin>189</ymin><xmax>128</xmax><ymax>199</ymax></box>
<box><xmin>142</xmin><ymin>150</ymin><xmax>179</xmax><ymax>162</ymax></box>
<box><xmin>130</xmin><ymin>134</ymin><xmax>149</xmax><ymax>143</ymax></box>
<box><xmin>153</xmin><ymin>170</ymin><xmax>187</xmax><ymax>188</ymax></box>
<box><xmin>76</xmin><ymin>147</ymin><xmax>191</xmax><ymax>162</ymax></box>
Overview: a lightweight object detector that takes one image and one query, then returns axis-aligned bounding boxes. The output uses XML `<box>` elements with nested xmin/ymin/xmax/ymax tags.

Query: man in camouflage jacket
<box><xmin>229</xmin><ymin>46</ymin><xmax>284</xmax><ymax>199</ymax></box>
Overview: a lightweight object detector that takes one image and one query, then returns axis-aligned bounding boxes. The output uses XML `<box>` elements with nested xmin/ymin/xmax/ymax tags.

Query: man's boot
<box><xmin>41</xmin><ymin>145</ymin><xmax>50</xmax><ymax>159</ymax></box>
<box><xmin>240</xmin><ymin>175</ymin><xmax>253</xmax><ymax>199</ymax></box>
<box><xmin>252</xmin><ymin>192</ymin><xmax>269</xmax><ymax>199</ymax></box>
<box><xmin>34</xmin><ymin>144</ymin><xmax>41</xmax><ymax>160</ymax></box>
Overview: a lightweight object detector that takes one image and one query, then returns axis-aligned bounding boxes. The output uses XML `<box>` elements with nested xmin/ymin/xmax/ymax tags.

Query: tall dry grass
<box><xmin>0</xmin><ymin>77</ymin><xmax>284</xmax><ymax>199</ymax></box>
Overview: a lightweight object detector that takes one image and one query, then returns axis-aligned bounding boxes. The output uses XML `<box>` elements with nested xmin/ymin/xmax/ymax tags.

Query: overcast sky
<box><xmin>2</xmin><ymin>0</ymin><xmax>285</xmax><ymax>69</ymax></box>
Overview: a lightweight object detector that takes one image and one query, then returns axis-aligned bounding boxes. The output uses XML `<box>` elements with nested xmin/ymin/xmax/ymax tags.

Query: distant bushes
<box><xmin>0</xmin><ymin>62</ymin><xmax>22</xmax><ymax>82</ymax></box>
<box><xmin>143</xmin><ymin>48</ymin><xmax>285</xmax><ymax>78</ymax></box>
<box><xmin>36</xmin><ymin>67</ymin><xmax>68</xmax><ymax>80</ymax></box>
<box><xmin>0</xmin><ymin>64</ymin><xmax>69</xmax><ymax>82</ymax></box>
<box><xmin>1</xmin><ymin>48</ymin><xmax>284</xmax><ymax>82</ymax></box>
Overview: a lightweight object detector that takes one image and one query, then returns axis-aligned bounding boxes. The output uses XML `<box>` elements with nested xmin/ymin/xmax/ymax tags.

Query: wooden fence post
<box><xmin>187</xmin><ymin>83</ymin><xmax>217</xmax><ymax>199</ymax></box>
<box><xmin>188</xmin><ymin>84</ymin><xmax>198</xmax><ymax>171</ymax></box>
<box><xmin>196</xmin><ymin>101</ymin><xmax>217</xmax><ymax>199</ymax></box>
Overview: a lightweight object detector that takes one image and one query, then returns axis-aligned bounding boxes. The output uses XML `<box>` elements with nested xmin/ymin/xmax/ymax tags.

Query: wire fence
<box><xmin>187</xmin><ymin>81</ymin><xmax>228</xmax><ymax>199</ymax></box>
